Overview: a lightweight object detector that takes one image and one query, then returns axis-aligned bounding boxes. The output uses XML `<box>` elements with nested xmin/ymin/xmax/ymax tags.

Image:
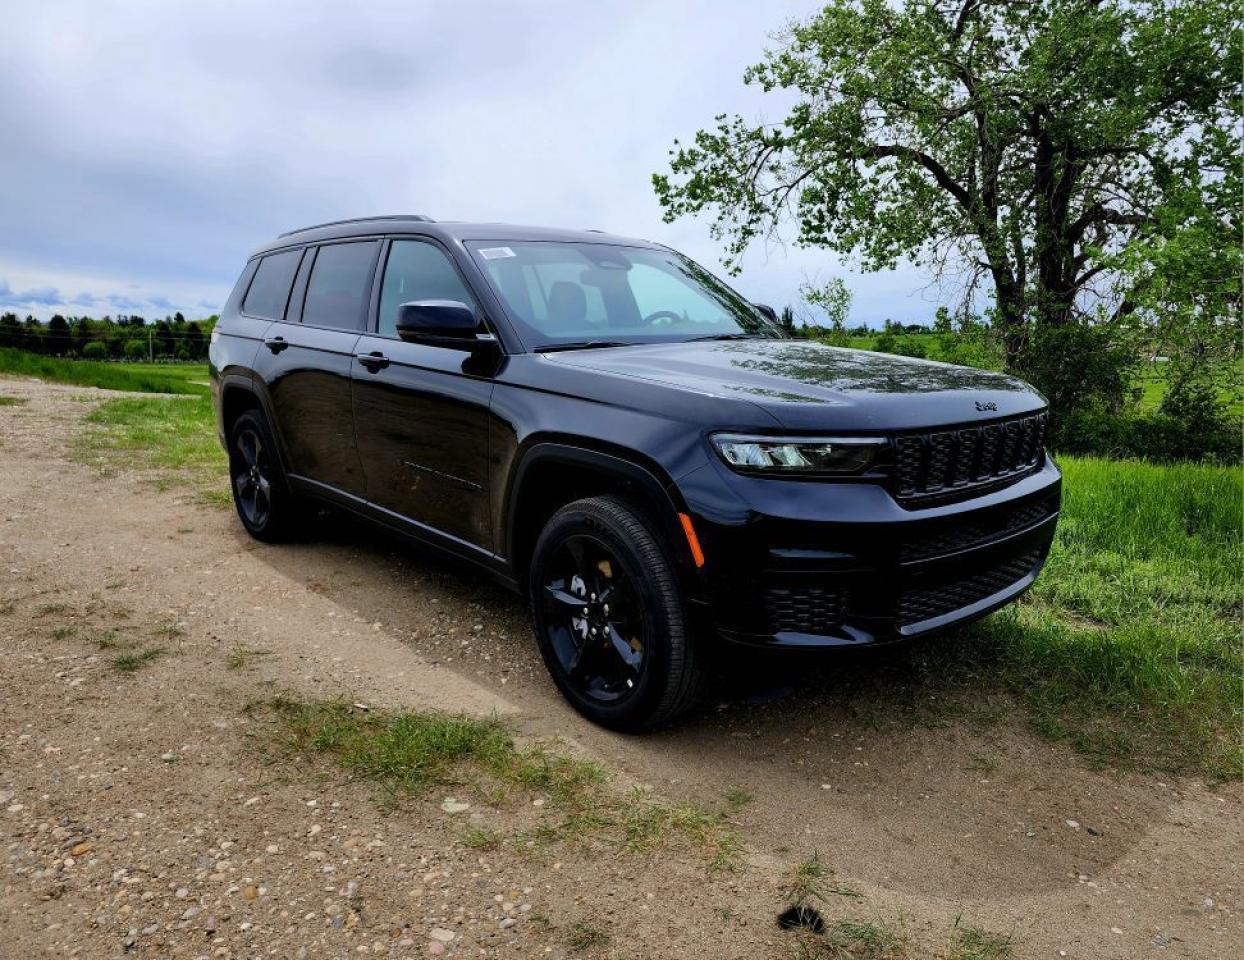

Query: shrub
<box><xmin>80</xmin><ymin>341</ymin><xmax>107</xmax><ymax>360</ymax></box>
<box><xmin>1051</xmin><ymin>409</ymin><xmax>1238</xmax><ymax>463</ymax></box>
<box><xmin>124</xmin><ymin>339</ymin><xmax>148</xmax><ymax>360</ymax></box>
<box><xmin>1015</xmin><ymin>323</ymin><xmax>1137</xmax><ymax>415</ymax></box>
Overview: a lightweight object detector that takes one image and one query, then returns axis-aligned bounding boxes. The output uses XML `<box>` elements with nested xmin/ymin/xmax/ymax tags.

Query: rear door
<box><xmin>351</xmin><ymin>237</ymin><xmax>495</xmax><ymax>550</ymax></box>
<box><xmin>252</xmin><ymin>240</ymin><xmax>378</xmax><ymax>497</ymax></box>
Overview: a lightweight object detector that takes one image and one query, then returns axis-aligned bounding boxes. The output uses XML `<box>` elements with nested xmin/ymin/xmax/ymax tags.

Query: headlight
<box><xmin>711</xmin><ymin>433</ymin><xmax>885</xmax><ymax>475</ymax></box>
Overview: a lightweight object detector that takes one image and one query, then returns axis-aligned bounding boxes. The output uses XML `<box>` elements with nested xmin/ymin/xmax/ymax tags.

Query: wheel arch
<box><xmin>503</xmin><ymin>440</ymin><xmax>700</xmax><ymax>593</ymax></box>
<box><xmin>218</xmin><ymin>376</ymin><xmax>293</xmax><ymax>476</ymax></box>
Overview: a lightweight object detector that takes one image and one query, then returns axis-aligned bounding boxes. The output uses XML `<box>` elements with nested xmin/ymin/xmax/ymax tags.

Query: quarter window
<box><xmin>242</xmin><ymin>249</ymin><xmax>302</xmax><ymax>320</ymax></box>
<box><xmin>301</xmin><ymin>241</ymin><xmax>379</xmax><ymax>330</ymax></box>
<box><xmin>378</xmin><ymin>240</ymin><xmax>477</xmax><ymax>337</ymax></box>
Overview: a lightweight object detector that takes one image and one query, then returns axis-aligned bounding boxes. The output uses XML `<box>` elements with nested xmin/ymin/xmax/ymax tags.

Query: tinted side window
<box><xmin>301</xmin><ymin>241</ymin><xmax>379</xmax><ymax>330</ymax></box>
<box><xmin>378</xmin><ymin>240</ymin><xmax>476</xmax><ymax>337</ymax></box>
<box><xmin>242</xmin><ymin>249</ymin><xmax>302</xmax><ymax>319</ymax></box>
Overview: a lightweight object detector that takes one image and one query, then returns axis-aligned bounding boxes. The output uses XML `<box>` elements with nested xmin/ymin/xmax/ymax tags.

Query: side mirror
<box><xmin>752</xmin><ymin>303</ymin><xmax>778</xmax><ymax>324</ymax></box>
<box><xmin>395</xmin><ymin>300</ymin><xmax>480</xmax><ymax>345</ymax></box>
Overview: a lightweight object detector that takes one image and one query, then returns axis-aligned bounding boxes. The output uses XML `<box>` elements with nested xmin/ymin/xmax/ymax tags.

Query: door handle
<box><xmin>263</xmin><ymin>336</ymin><xmax>288</xmax><ymax>354</ymax></box>
<box><xmin>356</xmin><ymin>351</ymin><xmax>390</xmax><ymax>372</ymax></box>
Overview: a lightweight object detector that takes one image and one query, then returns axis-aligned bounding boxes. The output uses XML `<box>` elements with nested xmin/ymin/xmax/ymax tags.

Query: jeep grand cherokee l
<box><xmin>209</xmin><ymin>215</ymin><xmax>1061</xmax><ymax>730</ymax></box>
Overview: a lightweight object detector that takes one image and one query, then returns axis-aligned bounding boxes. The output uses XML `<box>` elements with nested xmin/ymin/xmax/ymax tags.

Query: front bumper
<box><xmin>682</xmin><ymin>455</ymin><xmax>1062</xmax><ymax>649</ymax></box>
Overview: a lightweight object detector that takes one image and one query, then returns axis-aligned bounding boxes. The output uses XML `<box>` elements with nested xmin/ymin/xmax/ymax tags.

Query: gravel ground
<box><xmin>0</xmin><ymin>375</ymin><xmax>1239</xmax><ymax>960</ymax></box>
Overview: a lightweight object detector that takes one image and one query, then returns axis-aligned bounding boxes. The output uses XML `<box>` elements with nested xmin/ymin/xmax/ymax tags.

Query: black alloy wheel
<box><xmin>540</xmin><ymin>532</ymin><xmax>648</xmax><ymax>704</ymax></box>
<box><xmin>227</xmin><ymin>409</ymin><xmax>296</xmax><ymax>542</ymax></box>
<box><xmin>233</xmin><ymin>424</ymin><xmax>273</xmax><ymax>529</ymax></box>
<box><xmin>529</xmin><ymin>496</ymin><xmax>707</xmax><ymax>730</ymax></box>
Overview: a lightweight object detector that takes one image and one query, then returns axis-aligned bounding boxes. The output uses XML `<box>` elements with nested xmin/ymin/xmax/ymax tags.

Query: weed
<box><xmin>565</xmin><ymin>920</ymin><xmax>610</xmax><ymax>951</ymax></box>
<box><xmin>49</xmin><ymin>626</ymin><xmax>76</xmax><ymax>641</ymax></box>
<box><xmin>460</xmin><ymin>827</ymin><xmax>503</xmax><ymax>851</ymax></box>
<box><xmin>0</xmin><ymin>396</ymin><xmax>29</xmax><ymax>406</ymax></box>
<box><xmin>227</xmin><ymin>645</ymin><xmax>272</xmax><ymax>670</ymax></box>
<box><xmin>946</xmin><ymin>919</ymin><xmax>1014</xmax><ymax>960</ymax></box>
<box><xmin>112</xmin><ymin>647</ymin><xmax>164</xmax><ymax>674</ymax></box>
<box><xmin>33</xmin><ymin>603</ymin><xmax>70</xmax><ymax>618</ymax></box>
<box><xmin>781</xmin><ymin>852</ymin><xmax>861</xmax><ymax>908</ymax></box>
<box><xmin>724</xmin><ymin>787</ymin><xmax>754</xmax><ymax>806</ymax></box>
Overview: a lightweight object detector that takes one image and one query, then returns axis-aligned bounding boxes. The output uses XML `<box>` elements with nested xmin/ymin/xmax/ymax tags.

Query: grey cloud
<box><xmin>0</xmin><ymin>0</ymin><xmax>923</xmax><ymax>325</ymax></box>
<box><xmin>0</xmin><ymin>280</ymin><xmax>64</xmax><ymax>307</ymax></box>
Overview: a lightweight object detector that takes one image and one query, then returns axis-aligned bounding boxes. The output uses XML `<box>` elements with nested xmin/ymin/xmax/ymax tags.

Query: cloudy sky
<box><xmin>0</xmin><ymin>0</ymin><xmax>930</xmax><ymax>325</ymax></box>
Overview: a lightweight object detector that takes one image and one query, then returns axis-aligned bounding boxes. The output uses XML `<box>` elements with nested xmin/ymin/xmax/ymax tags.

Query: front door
<box><xmin>351</xmin><ymin>238</ymin><xmax>494</xmax><ymax>550</ymax></box>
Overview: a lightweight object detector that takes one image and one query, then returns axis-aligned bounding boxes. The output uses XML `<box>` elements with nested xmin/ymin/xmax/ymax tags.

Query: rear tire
<box><xmin>227</xmin><ymin>409</ymin><xmax>299</xmax><ymax>543</ymax></box>
<box><xmin>528</xmin><ymin>496</ymin><xmax>707</xmax><ymax>731</ymax></box>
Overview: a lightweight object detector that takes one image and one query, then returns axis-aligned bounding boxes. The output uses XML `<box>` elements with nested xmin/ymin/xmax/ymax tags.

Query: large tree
<box><xmin>654</xmin><ymin>0</ymin><xmax>1239</xmax><ymax>372</ymax></box>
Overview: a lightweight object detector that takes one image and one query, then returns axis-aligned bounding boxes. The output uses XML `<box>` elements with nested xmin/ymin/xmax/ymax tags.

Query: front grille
<box><xmin>894</xmin><ymin>412</ymin><xmax>1048</xmax><ymax>503</ymax></box>
<box><xmin>899</xmin><ymin>494</ymin><xmax>1059</xmax><ymax>562</ymax></box>
<box><xmin>898</xmin><ymin>549</ymin><xmax>1041</xmax><ymax>626</ymax></box>
<box><xmin>766</xmin><ymin>585</ymin><xmax>846</xmax><ymax>635</ymax></box>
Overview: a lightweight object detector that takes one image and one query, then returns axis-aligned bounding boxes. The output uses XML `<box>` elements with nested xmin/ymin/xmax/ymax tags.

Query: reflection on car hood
<box><xmin>543</xmin><ymin>339</ymin><xmax>1046</xmax><ymax>430</ymax></box>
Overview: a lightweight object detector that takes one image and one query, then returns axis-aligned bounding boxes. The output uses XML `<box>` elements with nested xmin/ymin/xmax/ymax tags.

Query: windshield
<box><xmin>465</xmin><ymin>241</ymin><xmax>782</xmax><ymax>349</ymax></box>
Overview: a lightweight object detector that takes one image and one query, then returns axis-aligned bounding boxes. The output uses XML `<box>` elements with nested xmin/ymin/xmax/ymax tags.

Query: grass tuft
<box><xmin>946</xmin><ymin>920</ymin><xmax>1014</xmax><ymax>960</ymax></box>
<box><xmin>268</xmin><ymin>698</ymin><xmax>740</xmax><ymax>870</ymax></box>
<box><xmin>565</xmin><ymin>920</ymin><xmax>610</xmax><ymax>951</ymax></box>
<box><xmin>111</xmin><ymin>647</ymin><xmax>164</xmax><ymax>674</ymax></box>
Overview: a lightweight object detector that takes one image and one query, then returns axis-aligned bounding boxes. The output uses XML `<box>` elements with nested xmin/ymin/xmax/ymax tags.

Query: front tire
<box><xmin>228</xmin><ymin>410</ymin><xmax>298</xmax><ymax>543</ymax></box>
<box><xmin>529</xmin><ymin>496</ymin><xmax>706</xmax><ymax>731</ymax></box>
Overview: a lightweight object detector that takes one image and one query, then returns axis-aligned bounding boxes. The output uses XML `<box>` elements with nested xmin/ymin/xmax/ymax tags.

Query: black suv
<box><xmin>210</xmin><ymin>215</ymin><xmax>1061</xmax><ymax>730</ymax></box>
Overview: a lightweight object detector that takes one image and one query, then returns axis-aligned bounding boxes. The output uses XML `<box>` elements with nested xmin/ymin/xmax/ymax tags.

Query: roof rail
<box><xmin>278</xmin><ymin>214</ymin><xmax>434</xmax><ymax>238</ymax></box>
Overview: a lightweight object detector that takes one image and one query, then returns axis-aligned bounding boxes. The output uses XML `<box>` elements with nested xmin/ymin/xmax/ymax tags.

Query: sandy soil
<box><xmin>0</xmin><ymin>374</ymin><xmax>1239</xmax><ymax>960</ymax></box>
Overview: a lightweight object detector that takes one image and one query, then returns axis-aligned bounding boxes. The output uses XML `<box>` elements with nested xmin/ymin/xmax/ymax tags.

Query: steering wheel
<box><xmin>643</xmin><ymin>310</ymin><xmax>682</xmax><ymax>327</ymax></box>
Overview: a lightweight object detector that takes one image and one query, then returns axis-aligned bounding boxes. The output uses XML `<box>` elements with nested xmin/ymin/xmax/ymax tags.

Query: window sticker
<box><xmin>477</xmin><ymin>246</ymin><xmax>516</xmax><ymax>260</ymax></box>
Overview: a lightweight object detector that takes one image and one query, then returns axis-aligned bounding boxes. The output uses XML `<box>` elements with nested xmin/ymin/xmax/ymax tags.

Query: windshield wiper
<box><xmin>534</xmin><ymin>340</ymin><xmax>631</xmax><ymax>353</ymax></box>
<box><xmin>685</xmin><ymin>332</ymin><xmax>763</xmax><ymax>342</ymax></box>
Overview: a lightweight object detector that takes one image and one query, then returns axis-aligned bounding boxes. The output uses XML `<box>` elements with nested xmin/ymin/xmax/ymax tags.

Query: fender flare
<box><xmin>218</xmin><ymin>374</ymin><xmax>293</xmax><ymax>477</ymax></box>
<box><xmin>502</xmin><ymin>441</ymin><xmax>699</xmax><ymax>584</ymax></box>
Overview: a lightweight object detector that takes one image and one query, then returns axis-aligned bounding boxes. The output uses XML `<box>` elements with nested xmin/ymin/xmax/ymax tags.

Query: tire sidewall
<box><xmin>529</xmin><ymin>501</ymin><xmax>681</xmax><ymax>730</ymax></box>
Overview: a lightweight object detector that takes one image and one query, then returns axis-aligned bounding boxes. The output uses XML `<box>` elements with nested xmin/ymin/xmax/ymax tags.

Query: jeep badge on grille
<box><xmin>975</xmin><ymin>400</ymin><xmax>998</xmax><ymax>412</ymax></box>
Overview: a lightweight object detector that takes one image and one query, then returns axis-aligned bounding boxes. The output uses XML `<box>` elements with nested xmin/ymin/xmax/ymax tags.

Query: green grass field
<box><xmin>0</xmin><ymin>347</ymin><xmax>208</xmax><ymax>395</ymax></box>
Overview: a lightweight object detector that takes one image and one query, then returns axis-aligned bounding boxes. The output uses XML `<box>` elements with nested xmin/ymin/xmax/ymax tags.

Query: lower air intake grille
<box><xmin>898</xmin><ymin>549</ymin><xmax>1042</xmax><ymax>626</ymax></box>
<box><xmin>899</xmin><ymin>495</ymin><xmax>1059</xmax><ymax>562</ymax></box>
<box><xmin>766</xmin><ymin>586</ymin><xmax>846</xmax><ymax>635</ymax></box>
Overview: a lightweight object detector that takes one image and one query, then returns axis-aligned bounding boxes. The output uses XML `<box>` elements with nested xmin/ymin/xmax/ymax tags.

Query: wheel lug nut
<box><xmin>590</xmin><ymin>593</ymin><xmax>597</xmax><ymax>601</ymax></box>
<box><xmin>589</xmin><ymin>627</ymin><xmax>597</xmax><ymax>636</ymax></box>
<box><xmin>582</xmin><ymin>607</ymin><xmax>589</xmax><ymax>616</ymax></box>
<box><xmin>603</xmin><ymin>604</ymin><xmax>609</xmax><ymax>615</ymax></box>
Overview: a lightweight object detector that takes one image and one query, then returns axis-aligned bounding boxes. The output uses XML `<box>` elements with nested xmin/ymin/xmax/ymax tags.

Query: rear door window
<box><xmin>377</xmin><ymin>240</ymin><xmax>477</xmax><ymax>337</ymax></box>
<box><xmin>301</xmin><ymin>241</ymin><xmax>380</xmax><ymax>330</ymax></box>
<box><xmin>242</xmin><ymin>249</ymin><xmax>302</xmax><ymax>320</ymax></box>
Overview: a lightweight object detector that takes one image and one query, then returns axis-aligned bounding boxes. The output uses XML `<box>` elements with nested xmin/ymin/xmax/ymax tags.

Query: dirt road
<box><xmin>0</xmin><ymin>375</ymin><xmax>1239</xmax><ymax>959</ymax></box>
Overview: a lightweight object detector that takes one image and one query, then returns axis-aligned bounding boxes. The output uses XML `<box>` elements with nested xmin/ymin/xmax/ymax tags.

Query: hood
<box><xmin>543</xmin><ymin>339</ymin><xmax>1046</xmax><ymax>431</ymax></box>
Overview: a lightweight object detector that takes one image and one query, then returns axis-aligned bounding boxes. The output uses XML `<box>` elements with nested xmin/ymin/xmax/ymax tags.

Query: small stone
<box><xmin>440</xmin><ymin>799</ymin><xmax>470</xmax><ymax>814</ymax></box>
<box><xmin>70</xmin><ymin>841</ymin><xmax>93</xmax><ymax>856</ymax></box>
<box><xmin>427</xmin><ymin>942</ymin><xmax>445</xmax><ymax>957</ymax></box>
<box><xmin>182</xmin><ymin>906</ymin><xmax>200</xmax><ymax>920</ymax></box>
<box><xmin>266</xmin><ymin>844</ymin><xmax>279</xmax><ymax>854</ymax></box>
<box><xmin>175</xmin><ymin>887</ymin><xmax>189</xmax><ymax>899</ymax></box>
<box><xmin>499</xmin><ymin>917</ymin><xmax>517</xmax><ymax>930</ymax></box>
<box><xmin>1065</xmin><ymin>819</ymin><xmax>1080</xmax><ymax>829</ymax></box>
<box><xmin>1111</xmin><ymin>927</ymin><xmax>1124</xmax><ymax>935</ymax></box>
<box><xmin>429</xmin><ymin>928</ymin><xmax>454</xmax><ymax>943</ymax></box>
<box><xmin>243</xmin><ymin>885</ymin><xmax>258</xmax><ymax>900</ymax></box>
<box><xmin>160</xmin><ymin>752</ymin><xmax>177</xmax><ymax>763</ymax></box>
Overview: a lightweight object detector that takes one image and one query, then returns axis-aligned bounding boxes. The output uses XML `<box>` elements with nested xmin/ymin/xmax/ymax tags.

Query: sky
<box><xmin>0</xmin><ymin>0</ymin><xmax>931</xmax><ymax>326</ymax></box>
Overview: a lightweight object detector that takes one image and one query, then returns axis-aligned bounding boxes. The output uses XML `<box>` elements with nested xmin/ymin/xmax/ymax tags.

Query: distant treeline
<box><xmin>0</xmin><ymin>312</ymin><xmax>217</xmax><ymax>361</ymax></box>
